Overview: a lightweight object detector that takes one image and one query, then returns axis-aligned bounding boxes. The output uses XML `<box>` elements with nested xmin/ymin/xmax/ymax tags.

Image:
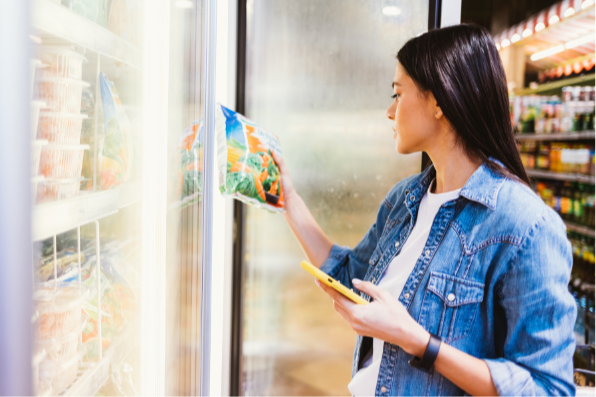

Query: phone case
<box><xmin>301</xmin><ymin>261</ymin><xmax>369</xmax><ymax>305</ymax></box>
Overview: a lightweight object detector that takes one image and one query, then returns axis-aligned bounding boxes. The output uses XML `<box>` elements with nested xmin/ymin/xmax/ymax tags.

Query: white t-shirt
<box><xmin>348</xmin><ymin>181</ymin><xmax>461</xmax><ymax>397</ymax></box>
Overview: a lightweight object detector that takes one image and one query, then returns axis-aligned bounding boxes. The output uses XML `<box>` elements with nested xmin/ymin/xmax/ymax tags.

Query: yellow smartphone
<box><xmin>301</xmin><ymin>261</ymin><xmax>369</xmax><ymax>305</ymax></box>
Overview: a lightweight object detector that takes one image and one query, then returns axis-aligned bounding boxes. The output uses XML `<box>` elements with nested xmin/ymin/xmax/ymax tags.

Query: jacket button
<box><xmin>447</xmin><ymin>293</ymin><xmax>455</xmax><ymax>302</ymax></box>
<box><xmin>394</xmin><ymin>241</ymin><xmax>400</xmax><ymax>248</ymax></box>
<box><xmin>381</xmin><ymin>386</ymin><xmax>387</xmax><ymax>393</ymax></box>
<box><xmin>410</xmin><ymin>195</ymin><xmax>415</xmax><ymax>201</ymax></box>
<box><xmin>372</xmin><ymin>277</ymin><xmax>376</xmax><ymax>283</ymax></box>
<box><xmin>369</xmin><ymin>259</ymin><xmax>374</xmax><ymax>265</ymax></box>
<box><xmin>404</xmin><ymin>293</ymin><xmax>410</xmax><ymax>299</ymax></box>
<box><xmin>425</xmin><ymin>250</ymin><xmax>430</xmax><ymax>256</ymax></box>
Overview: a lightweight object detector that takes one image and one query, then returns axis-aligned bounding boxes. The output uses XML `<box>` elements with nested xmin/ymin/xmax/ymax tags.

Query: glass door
<box><xmin>21</xmin><ymin>0</ymin><xmax>207</xmax><ymax>395</ymax></box>
<box><xmin>238</xmin><ymin>0</ymin><xmax>430</xmax><ymax>395</ymax></box>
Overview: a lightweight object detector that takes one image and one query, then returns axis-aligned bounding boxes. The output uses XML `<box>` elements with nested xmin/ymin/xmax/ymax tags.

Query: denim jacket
<box><xmin>320</xmin><ymin>162</ymin><xmax>577</xmax><ymax>396</ymax></box>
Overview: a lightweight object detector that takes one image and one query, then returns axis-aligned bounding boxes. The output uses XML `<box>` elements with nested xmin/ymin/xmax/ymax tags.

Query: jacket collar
<box><xmin>405</xmin><ymin>160</ymin><xmax>507</xmax><ymax>211</ymax></box>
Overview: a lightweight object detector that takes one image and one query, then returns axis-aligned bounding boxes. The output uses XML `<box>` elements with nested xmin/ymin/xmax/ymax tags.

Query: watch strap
<box><xmin>408</xmin><ymin>333</ymin><xmax>441</xmax><ymax>373</ymax></box>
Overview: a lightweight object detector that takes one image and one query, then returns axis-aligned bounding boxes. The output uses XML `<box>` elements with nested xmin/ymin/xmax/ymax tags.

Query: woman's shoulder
<box><xmin>493</xmin><ymin>177</ymin><xmax>567</xmax><ymax>240</ymax></box>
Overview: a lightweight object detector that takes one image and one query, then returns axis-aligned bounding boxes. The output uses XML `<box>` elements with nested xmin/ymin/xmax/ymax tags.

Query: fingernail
<box><xmin>352</xmin><ymin>278</ymin><xmax>362</xmax><ymax>285</ymax></box>
<box><xmin>315</xmin><ymin>279</ymin><xmax>321</xmax><ymax>287</ymax></box>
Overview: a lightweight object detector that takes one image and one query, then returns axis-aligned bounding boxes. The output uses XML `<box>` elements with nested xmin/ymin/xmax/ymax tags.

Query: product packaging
<box><xmin>99</xmin><ymin>73</ymin><xmax>133</xmax><ymax>189</ymax></box>
<box><xmin>177</xmin><ymin>119</ymin><xmax>204</xmax><ymax>200</ymax></box>
<box><xmin>216</xmin><ymin>104</ymin><xmax>284</xmax><ymax>212</ymax></box>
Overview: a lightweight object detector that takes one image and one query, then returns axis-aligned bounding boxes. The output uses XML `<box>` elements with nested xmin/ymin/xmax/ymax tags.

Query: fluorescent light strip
<box><xmin>530</xmin><ymin>33</ymin><xmax>594</xmax><ymax>61</ymax></box>
<box><xmin>565</xmin><ymin>33</ymin><xmax>595</xmax><ymax>49</ymax></box>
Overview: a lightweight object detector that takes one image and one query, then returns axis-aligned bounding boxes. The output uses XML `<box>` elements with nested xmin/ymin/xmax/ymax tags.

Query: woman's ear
<box><xmin>428</xmin><ymin>92</ymin><xmax>443</xmax><ymax>120</ymax></box>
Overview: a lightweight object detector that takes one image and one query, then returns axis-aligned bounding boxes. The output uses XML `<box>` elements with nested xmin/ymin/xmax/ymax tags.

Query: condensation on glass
<box><xmin>242</xmin><ymin>1</ymin><xmax>428</xmax><ymax>395</ymax></box>
<box><xmin>28</xmin><ymin>0</ymin><xmax>204</xmax><ymax>396</ymax></box>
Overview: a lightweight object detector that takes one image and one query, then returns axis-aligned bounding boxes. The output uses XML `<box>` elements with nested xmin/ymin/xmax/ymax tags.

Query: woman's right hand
<box><xmin>272</xmin><ymin>150</ymin><xmax>297</xmax><ymax>204</ymax></box>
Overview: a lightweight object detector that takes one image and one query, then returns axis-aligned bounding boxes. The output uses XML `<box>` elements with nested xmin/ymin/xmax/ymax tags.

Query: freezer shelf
<box><xmin>31</xmin><ymin>0</ymin><xmax>142</xmax><ymax>69</ymax></box>
<box><xmin>63</xmin><ymin>319</ymin><xmax>140</xmax><ymax>396</ymax></box>
<box><xmin>32</xmin><ymin>181</ymin><xmax>141</xmax><ymax>241</ymax></box>
<box><xmin>526</xmin><ymin>169</ymin><xmax>595</xmax><ymax>184</ymax></box>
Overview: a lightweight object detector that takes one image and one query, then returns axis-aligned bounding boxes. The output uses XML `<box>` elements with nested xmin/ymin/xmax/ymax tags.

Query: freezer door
<box><xmin>237</xmin><ymin>1</ymin><xmax>438</xmax><ymax>395</ymax></box>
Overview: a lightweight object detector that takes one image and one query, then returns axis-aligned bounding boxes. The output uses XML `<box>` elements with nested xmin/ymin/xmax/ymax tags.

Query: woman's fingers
<box><xmin>317</xmin><ymin>280</ymin><xmax>357</xmax><ymax>311</ymax></box>
<box><xmin>271</xmin><ymin>150</ymin><xmax>295</xmax><ymax>196</ymax></box>
<box><xmin>352</xmin><ymin>279</ymin><xmax>385</xmax><ymax>301</ymax></box>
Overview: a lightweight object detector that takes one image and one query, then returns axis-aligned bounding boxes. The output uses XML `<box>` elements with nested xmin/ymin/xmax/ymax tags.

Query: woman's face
<box><xmin>387</xmin><ymin>63</ymin><xmax>440</xmax><ymax>154</ymax></box>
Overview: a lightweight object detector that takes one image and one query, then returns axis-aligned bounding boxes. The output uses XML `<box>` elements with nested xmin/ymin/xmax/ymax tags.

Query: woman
<box><xmin>273</xmin><ymin>24</ymin><xmax>577</xmax><ymax>396</ymax></box>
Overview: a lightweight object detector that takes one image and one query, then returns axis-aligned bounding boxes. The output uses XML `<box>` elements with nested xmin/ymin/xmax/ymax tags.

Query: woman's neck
<box><xmin>427</xmin><ymin>134</ymin><xmax>482</xmax><ymax>194</ymax></box>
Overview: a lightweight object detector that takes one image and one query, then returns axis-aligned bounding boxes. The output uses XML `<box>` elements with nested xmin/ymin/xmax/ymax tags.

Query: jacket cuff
<box><xmin>484</xmin><ymin>358</ymin><xmax>535</xmax><ymax>396</ymax></box>
<box><xmin>320</xmin><ymin>244</ymin><xmax>351</xmax><ymax>279</ymax></box>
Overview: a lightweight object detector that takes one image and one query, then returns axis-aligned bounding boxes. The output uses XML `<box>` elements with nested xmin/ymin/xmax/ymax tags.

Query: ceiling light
<box><xmin>564</xmin><ymin>7</ymin><xmax>576</xmax><ymax>17</ymax></box>
<box><xmin>174</xmin><ymin>0</ymin><xmax>193</xmax><ymax>8</ymax></box>
<box><xmin>582</xmin><ymin>0</ymin><xmax>595</xmax><ymax>10</ymax></box>
<box><xmin>531</xmin><ymin>44</ymin><xmax>565</xmax><ymax>61</ymax></box>
<box><xmin>382</xmin><ymin>6</ymin><xmax>401</xmax><ymax>16</ymax></box>
<box><xmin>501</xmin><ymin>39</ymin><xmax>511</xmax><ymax>48</ymax></box>
<box><xmin>548</xmin><ymin>15</ymin><xmax>560</xmax><ymax>24</ymax></box>
<box><xmin>535</xmin><ymin>22</ymin><xmax>545</xmax><ymax>31</ymax></box>
<box><xmin>565</xmin><ymin>33</ymin><xmax>595</xmax><ymax>49</ymax></box>
<box><xmin>511</xmin><ymin>33</ymin><xmax>521</xmax><ymax>43</ymax></box>
<box><xmin>522</xmin><ymin>28</ymin><xmax>533</xmax><ymax>38</ymax></box>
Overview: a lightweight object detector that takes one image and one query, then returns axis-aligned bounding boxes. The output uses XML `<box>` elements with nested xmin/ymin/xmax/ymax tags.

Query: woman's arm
<box><xmin>319</xmin><ymin>279</ymin><xmax>498</xmax><ymax>396</ymax></box>
<box><xmin>274</xmin><ymin>152</ymin><xmax>333</xmax><ymax>267</ymax></box>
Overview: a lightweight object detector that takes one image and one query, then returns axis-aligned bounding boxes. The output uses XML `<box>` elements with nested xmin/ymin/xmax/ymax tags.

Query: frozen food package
<box><xmin>216</xmin><ymin>104</ymin><xmax>285</xmax><ymax>212</ymax></box>
<box><xmin>99</xmin><ymin>73</ymin><xmax>133</xmax><ymax>189</ymax></box>
<box><xmin>177</xmin><ymin>120</ymin><xmax>203</xmax><ymax>200</ymax></box>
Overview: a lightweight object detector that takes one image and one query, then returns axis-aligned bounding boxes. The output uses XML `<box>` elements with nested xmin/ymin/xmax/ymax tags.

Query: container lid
<box><xmin>31</xmin><ymin>175</ymin><xmax>46</xmax><ymax>183</ymax></box>
<box><xmin>32</xmin><ymin>139</ymin><xmax>49</xmax><ymax>146</ymax></box>
<box><xmin>39</xmin><ymin>47</ymin><xmax>88</xmax><ymax>62</ymax></box>
<box><xmin>37</xmin><ymin>77</ymin><xmax>90</xmax><ymax>87</ymax></box>
<box><xmin>31</xmin><ymin>100</ymin><xmax>47</xmax><ymax>108</ymax></box>
<box><xmin>33</xmin><ymin>285</ymin><xmax>88</xmax><ymax>314</ymax></box>
<box><xmin>39</xmin><ymin>111</ymin><xmax>88</xmax><ymax>119</ymax></box>
<box><xmin>43</xmin><ymin>143</ymin><xmax>90</xmax><ymax>150</ymax></box>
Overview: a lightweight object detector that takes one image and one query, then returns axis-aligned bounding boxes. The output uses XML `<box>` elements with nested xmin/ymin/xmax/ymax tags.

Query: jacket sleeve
<box><xmin>319</xmin><ymin>195</ymin><xmax>395</xmax><ymax>291</ymax></box>
<box><xmin>484</xmin><ymin>209</ymin><xmax>577</xmax><ymax>396</ymax></box>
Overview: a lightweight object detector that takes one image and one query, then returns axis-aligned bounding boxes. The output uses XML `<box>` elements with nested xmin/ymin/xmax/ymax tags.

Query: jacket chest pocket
<box><xmin>418</xmin><ymin>271</ymin><xmax>484</xmax><ymax>342</ymax></box>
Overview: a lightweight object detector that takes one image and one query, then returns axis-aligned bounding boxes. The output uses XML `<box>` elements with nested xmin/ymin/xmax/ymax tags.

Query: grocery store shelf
<box><xmin>515</xmin><ymin>131</ymin><xmax>595</xmax><ymax>141</ymax></box>
<box><xmin>31</xmin><ymin>0</ymin><xmax>142</xmax><ymax>69</ymax></box>
<box><xmin>526</xmin><ymin>169</ymin><xmax>595</xmax><ymax>184</ymax></box>
<box><xmin>514</xmin><ymin>74</ymin><xmax>595</xmax><ymax>96</ymax></box>
<box><xmin>565</xmin><ymin>221</ymin><xmax>595</xmax><ymax>238</ymax></box>
<box><xmin>64</xmin><ymin>320</ymin><xmax>139</xmax><ymax>396</ymax></box>
<box><xmin>32</xmin><ymin>181</ymin><xmax>142</xmax><ymax>241</ymax></box>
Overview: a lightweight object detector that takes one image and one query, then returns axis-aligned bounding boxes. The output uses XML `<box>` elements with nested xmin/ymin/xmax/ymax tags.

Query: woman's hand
<box><xmin>271</xmin><ymin>150</ymin><xmax>297</xmax><ymax>203</ymax></box>
<box><xmin>316</xmin><ymin>278</ymin><xmax>430</xmax><ymax>357</ymax></box>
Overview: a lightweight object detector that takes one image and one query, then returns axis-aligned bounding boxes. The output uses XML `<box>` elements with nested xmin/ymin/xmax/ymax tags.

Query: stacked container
<box><xmin>33</xmin><ymin>286</ymin><xmax>87</xmax><ymax>395</ymax></box>
<box><xmin>31</xmin><ymin>58</ymin><xmax>47</xmax><ymax>203</ymax></box>
<box><xmin>37</xmin><ymin>46</ymin><xmax>89</xmax><ymax>202</ymax></box>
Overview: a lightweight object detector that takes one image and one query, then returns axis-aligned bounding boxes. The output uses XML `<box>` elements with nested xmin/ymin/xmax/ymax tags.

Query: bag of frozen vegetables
<box><xmin>216</xmin><ymin>104</ymin><xmax>284</xmax><ymax>212</ymax></box>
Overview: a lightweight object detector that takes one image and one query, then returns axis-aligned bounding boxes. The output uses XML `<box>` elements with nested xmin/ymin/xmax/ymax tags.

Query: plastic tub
<box><xmin>38</xmin><ymin>112</ymin><xmax>88</xmax><ymax>144</ymax></box>
<box><xmin>31</xmin><ymin>101</ymin><xmax>47</xmax><ymax>140</ymax></box>
<box><xmin>38</xmin><ymin>177</ymin><xmax>83</xmax><ymax>203</ymax></box>
<box><xmin>31</xmin><ymin>59</ymin><xmax>43</xmax><ymax>99</ymax></box>
<box><xmin>34</xmin><ymin>286</ymin><xmax>87</xmax><ymax>340</ymax></box>
<box><xmin>32</xmin><ymin>140</ymin><xmax>48</xmax><ymax>176</ymax></box>
<box><xmin>35</xmin><ymin>317</ymin><xmax>85</xmax><ymax>363</ymax></box>
<box><xmin>39</xmin><ymin>47</ymin><xmax>87</xmax><ymax>80</ymax></box>
<box><xmin>31</xmin><ymin>175</ymin><xmax>45</xmax><ymax>204</ymax></box>
<box><xmin>39</xmin><ymin>345</ymin><xmax>84</xmax><ymax>396</ymax></box>
<box><xmin>39</xmin><ymin>144</ymin><xmax>89</xmax><ymax>179</ymax></box>
<box><xmin>38</xmin><ymin>77</ymin><xmax>90</xmax><ymax>113</ymax></box>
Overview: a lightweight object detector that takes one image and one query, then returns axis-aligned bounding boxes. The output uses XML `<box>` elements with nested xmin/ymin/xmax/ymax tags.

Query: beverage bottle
<box><xmin>574</xmin><ymin>184</ymin><xmax>584</xmax><ymax>224</ymax></box>
<box><xmin>561</xmin><ymin>182</ymin><xmax>571</xmax><ymax>221</ymax></box>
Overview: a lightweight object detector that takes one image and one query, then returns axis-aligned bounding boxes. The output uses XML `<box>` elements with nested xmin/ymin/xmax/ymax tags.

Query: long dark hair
<box><xmin>397</xmin><ymin>24</ymin><xmax>530</xmax><ymax>186</ymax></box>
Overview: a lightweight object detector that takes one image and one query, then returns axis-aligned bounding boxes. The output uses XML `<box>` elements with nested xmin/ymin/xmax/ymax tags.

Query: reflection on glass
<box><xmin>165</xmin><ymin>1</ymin><xmax>205</xmax><ymax>396</ymax></box>
<box><xmin>243</xmin><ymin>1</ymin><xmax>428</xmax><ymax>395</ymax></box>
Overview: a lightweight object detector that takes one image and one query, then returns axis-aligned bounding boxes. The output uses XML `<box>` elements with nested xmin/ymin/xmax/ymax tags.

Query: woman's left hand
<box><xmin>316</xmin><ymin>278</ymin><xmax>430</xmax><ymax>358</ymax></box>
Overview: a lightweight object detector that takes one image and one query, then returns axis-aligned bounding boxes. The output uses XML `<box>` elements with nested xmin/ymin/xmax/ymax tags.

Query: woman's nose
<box><xmin>386</xmin><ymin>109</ymin><xmax>394</xmax><ymax>120</ymax></box>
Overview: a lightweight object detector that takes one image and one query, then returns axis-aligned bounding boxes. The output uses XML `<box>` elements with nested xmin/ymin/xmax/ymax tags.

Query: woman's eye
<box><xmin>391</xmin><ymin>94</ymin><xmax>400</xmax><ymax>100</ymax></box>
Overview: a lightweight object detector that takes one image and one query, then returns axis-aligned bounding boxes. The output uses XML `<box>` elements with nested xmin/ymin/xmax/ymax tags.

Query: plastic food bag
<box><xmin>177</xmin><ymin>120</ymin><xmax>203</xmax><ymax>200</ymax></box>
<box><xmin>99</xmin><ymin>73</ymin><xmax>133</xmax><ymax>189</ymax></box>
<box><xmin>216</xmin><ymin>104</ymin><xmax>284</xmax><ymax>212</ymax></box>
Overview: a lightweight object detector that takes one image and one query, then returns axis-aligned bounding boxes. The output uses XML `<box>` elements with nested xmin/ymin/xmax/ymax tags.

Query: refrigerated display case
<box><xmin>0</xmin><ymin>0</ymin><xmax>226</xmax><ymax>395</ymax></box>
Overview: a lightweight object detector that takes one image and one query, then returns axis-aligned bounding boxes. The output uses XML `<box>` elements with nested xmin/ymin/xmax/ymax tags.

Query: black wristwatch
<box><xmin>408</xmin><ymin>333</ymin><xmax>441</xmax><ymax>373</ymax></box>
